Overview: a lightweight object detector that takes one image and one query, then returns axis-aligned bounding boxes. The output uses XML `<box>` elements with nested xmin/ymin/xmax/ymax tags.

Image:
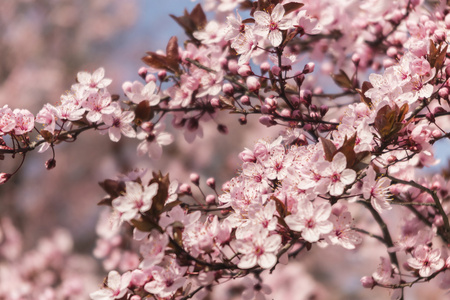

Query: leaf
<box><xmin>219</xmin><ymin>96</ymin><xmax>235</xmax><ymax>109</ymax></box>
<box><xmin>356</xmin><ymin>81</ymin><xmax>373</xmax><ymax>108</ymax></box>
<box><xmin>134</xmin><ymin>100</ymin><xmax>153</xmax><ymax>125</ymax></box>
<box><xmin>131</xmin><ymin>218</ymin><xmax>158</xmax><ymax>232</ymax></box>
<box><xmin>336</xmin><ymin>134</ymin><xmax>357</xmax><ymax>168</ymax></box>
<box><xmin>170</xmin><ymin>4</ymin><xmax>206</xmax><ymax>42</ymax></box>
<box><xmin>149</xmin><ymin>172</ymin><xmax>171</xmax><ymax>216</ymax></box>
<box><xmin>283</xmin><ymin>2</ymin><xmax>304</xmax><ymax>15</ymax></box>
<box><xmin>142</xmin><ymin>37</ymin><xmax>180</xmax><ymax>75</ymax></box>
<box><xmin>373</xmin><ymin>104</ymin><xmax>409</xmax><ymax>141</ymax></box>
<box><xmin>320</xmin><ymin>137</ymin><xmax>337</xmax><ymax>162</ymax></box>
<box><xmin>166</xmin><ymin>36</ymin><xmax>180</xmax><ymax>72</ymax></box>
<box><xmin>331</xmin><ymin>69</ymin><xmax>353</xmax><ymax>90</ymax></box>
<box><xmin>435</xmin><ymin>44</ymin><xmax>448</xmax><ymax>73</ymax></box>
<box><xmin>270</xmin><ymin>195</ymin><xmax>287</xmax><ymax>218</ymax></box>
<box><xmin>428</xmin><ymin>40</ymin><xmax>439</xmax><ymax>68</ymax></box>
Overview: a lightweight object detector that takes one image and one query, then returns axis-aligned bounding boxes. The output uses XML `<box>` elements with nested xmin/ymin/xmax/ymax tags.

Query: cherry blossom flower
<box><xmin>285</xmin><ymin>201</ymin><xmax>333</xmax><ymax>243</ymax></box>
<box><xmin>232</xmin><ymin>28</ymin><xmax>258</xmax><ymax>65</ymax></box>
<box><xmin>241</xmin><ymin>276</ymin><xmax>272</xmax><ymax>300</ymax></box>
<box><xmin>296</xmin><ymin>10</ymin><xmax>322</xmax><ymax>35</ymax></box>
<box><xmin>112</xmin><ymin>181</ymin><xmax>158</xmax><ymax>222</ymax></box>
<box><xmin>236</xmin><ymin>228</ymin><xmax>281</xmax><ymax>269</ymax></box>
<box><xmin>321</xmin><ymin>152</ymin><xmax>357</xmax><ymax>196</ymax></box>
<box><xmin>12</xmin><ymin>109</ymin><xmax>34</xmax><ymax>135</ymax></box>
<box><xmin>0</xmin><ymin>105</ymin><xmax>16</xmax><ymax>135</ymax></box>
<box><xmin>144</xmin><ymin>257</ymin><xmax>187</xmax><ymax>298</ymax></box>
<box><xmin>327</xmin><ymin>210</ymin><xmax>362</xmax><ymax>249</ymax></box>
<box><xmin>89</xmin><ymin>270</ymin><xmax>131</xmax><ymax>300</ymax></box>
<box><xmin>139</xmin><ymin>230</ymin><xmax>169</xmax><ymax>270</ymax></box>
<box><xmin>84</xmin><ymin>90</ymin><xmax>115</xmax><ymax>123</ymax></box>
<box><xmin>254</xmin><ymin>4</ymin><xmax>292</xmax><ymax>47</ymax></box>
<box><xmin>407</xmin><ymin>245</ymin><xmax>445</xmax><ymax>277</ymax></box>
<box><xmin>102</xmin><ymin>103</ymin><xmax>136</xmax><ymax>142</ymax></box>
<box><xmin>77</xmin><ymin>67</ymin><xmax>112</xmax><ymax>90</ymax></box>
<box><xmin>362</xmin><ymin>167</ymin><xmax>391</xmax><ymax>213</ymax></box>
<box><xmin>123</xmin><ymin>80</ymin><xmax>160</xmax><ymax>105</ymax></box>
<box><xmin>193</xmin><ymin>20</ymin><xmax>225</xmax><ymax>45</ymax></box>
<box><xmin>136</xmin><ymin>123</ymin><xmax>173</xmax><ymax>159</ymax></box>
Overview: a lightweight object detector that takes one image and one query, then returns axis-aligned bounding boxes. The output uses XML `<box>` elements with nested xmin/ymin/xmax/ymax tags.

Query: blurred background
<box><xmin>1</xmin><ymin>1</ymin><xmax>449</xmax><ymax>299</ymax></box>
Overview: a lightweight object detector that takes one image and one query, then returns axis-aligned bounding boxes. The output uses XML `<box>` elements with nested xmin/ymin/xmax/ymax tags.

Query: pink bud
<box><xmin>439</xmin><ymin>87</ymin><xmax>449</xmax><ymax>99</ymax></box>
<box><xmin>179</xmin><ymin>183</ymin><xmax>192</xmax><ymax>195</ymax></box>
<box><xmin>260</xmin><ymin>62</ymin><xmax>270</xmax><ymax>73</ymax></box>
<box><xmin>280</xmin><ymin>109</ymin><xmax>291</xmax><ymax>117</ymax></box>
<box><xmin>246</xmin><ymin>76</ymin><xmax>261</xmax><ymax>92</ymax></box>
<box><xmin>0</xmin><ymin>173</ymin><xmax>11</xmax><ymax>185</ymax></box>
<box><xmin>206</xmin><ymin>194</ymin><xmax>216</xmax><ymax>205</ymax></box>
<box><xmin>228</xmin><ymin>59</ymin><xmax>239</xmax><ymax>74</ymax></box>
<box><xmin>239</xmin><ymin>149</ymin><xmax>256</xmax><ymax>163</ymax></box>
<box><xmin>238</xmin><ymin>65</ymin><xmax>253</xmax><ymax>77</ymax></box>
<box><xmin>222</xmin><ymin>83</ymin><xmax>234</xmax><ymax>96</ymax></box>
<box><xmin>138</xmin><ymin>67</ymin><xmax>148</xmax><ymax>79</ymax></box>
<box><xmin>240</xmin><ymin>95</ymin><xmax>250</xmax><ymax>105</ymax></box>
<box><xmin>239</xmin><ymin>116</ymin><xmax>247</xmax><ymax>125</ymax></box>
<box><xmin>259</xmin><ymin>115</ymin><xmax>277</xmax><ymax>127</ymax></box>
<box><xmin>432</xmin><ymin>129</ymin><xmax>442</xmax><ymax>138</ymax></box>
<box><xmin>360</xmin><ymin>276</ymin><xmax>375</xmax><ymax>289</ymax></box>
<box><xmin>303</xmin><ymin>62</ymin><xmax>315</xmax><ymax>74</ymax></box>
<box><xmin>386</xmin><ymin>46</ymin><xmax>397</xmax><ymax>58</ymax></box>
<box><xmin>130</xmin><ymin>296</ymin><xmax>142</xmax><ymax>300</ymax></box>
<box><xmin>352</xmin><ymin>53</ymin><xmax>360</xmax><ymax>65</ymax></box>
<box><xmin>210</xmin><ymin>97</ymin><xmax>221</xmax><ymax>108</ymax></box>
<box><xmin>206</xmin><ymin>177</ymin><xmax>215</xmax><ymax>189</ymax></box>
<box><xmin>219</xmin><ymin>57</ymin><xmax>228</xmax><ymax>68</ymax></box>
<box><xmin>145</xmin><ymin>74</ymin><xmax>156</xmax><ymax>83</ymax></box>
<box><xmin>190</xmin><ymin>173</ymin><xmax>200</xmax><ymax>185</ymax></box>
<box><xmin>300</xmin><ymin>89</ymin><xmax>312</xmax><ymax>104</ymax></box>
<box><xmin>158</xmin><ymin>70</ymin><xmax>167</xmax><ymax>81</ymax></box>
<box><xmin>271</xmin><ymin>66</ymin><xmax>281</xmax><ymax>76</ymax></box>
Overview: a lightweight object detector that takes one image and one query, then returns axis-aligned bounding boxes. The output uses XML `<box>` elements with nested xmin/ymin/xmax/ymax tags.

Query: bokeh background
<box><xmin>1</xmin><ymin>1</ymin><xmax>450</xmax><ymax>299</ymax></box>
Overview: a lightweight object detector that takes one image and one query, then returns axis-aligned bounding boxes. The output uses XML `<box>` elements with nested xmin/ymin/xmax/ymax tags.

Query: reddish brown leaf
<box><xmin>134</xmin><ymin>100</ymin><xmax>153</xmax><ymax>125</ymax></box>
<box><xmin>356</xmin><ymin>81</ymin><xmax>373</xmax><ymax>108</ymax></box>
<box><xmin>283</xmin><ymin>2</ymin><xmax>304</xmax><ymax>15</ymax></box>
<box><xmin>331</xmin><ymin>69</ymin><xmax>353</xmax><ymax>90</ymax></box>
<box><xmin>320</xmin><ymin>137</ymin><xmax>337</xmax><ymax>162</ymax></box>
<box><xmin>337</xmin><ymin>134</ymin><xmax>357</xmax><ymax>168</ymax></box>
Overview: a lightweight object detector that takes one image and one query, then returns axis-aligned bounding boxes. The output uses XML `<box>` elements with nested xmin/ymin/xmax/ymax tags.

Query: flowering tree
<box><xmin>2</xmin><ymin>0</ymin><xmax>450</xmax><ymax>299</ymax></box>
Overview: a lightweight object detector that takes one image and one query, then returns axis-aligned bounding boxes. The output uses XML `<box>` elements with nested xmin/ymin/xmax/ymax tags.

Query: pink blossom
<box><xmin>362</xmin><ymin>167</ymin><xmax>391</xmax><ymax>213</ymax></box>
<box><xmin>136</xmin><ymin>123</ymin><xmax>173</xmax><ymax>159</ymax></box>
<box><xmin>102</xmin><ymin>104</ymin><xmax>136</xmax><ymax>142</ymax></box>
<box><xmin>77</xmin><ymin>67</ymin><xmax>112</xmax><ymax>90</ymax></box>
<box><xmin>0</xmin><ymin>105</ymin><xmax>16</xmax><ymax>135</ymax></box>
<box><xmin>254</xmin><ymin>4</ymin><xmax>292</xmax><ymax>47</ymax></box>
<box><xmin>123</xmin><ymin>80</ymin><xmax>160</xmax><ymax>105</ymax></box>
<box><xmin>12</xmin><ymin>109</ymin><xmax>34</xmax><ymax>135</ymax></box>
<box><xmin>236</xmin><ymin>229</ymin><xmax>281</xmax><ymax>269</ymax></box>
<box><xmin>321</xmin><ymin>152</ymin><xmax>356</xmax><ymax>196</ymax></box>
<box><xmin>143</xmin><ymin>257</ymin><xmax>187</xmax><ymax>298</ymax></box>
<box><xmin>407</xmin><ymin>245</ymin><xmax>445</xmax><ymax>277</ymax></box>
<box><xmin>285</xmin><ymin>201</ymin><xmax>333</xmax><ymax>243</ymax></box>
<box><xmin>89</xmin><ymin>271</ymin><xmax>131</xmax><ymax>300</ymax></box>
<box><xmin>112</xmin><ymin>181</ymin><xmax>158</xmax><ymax>222</ymax></box>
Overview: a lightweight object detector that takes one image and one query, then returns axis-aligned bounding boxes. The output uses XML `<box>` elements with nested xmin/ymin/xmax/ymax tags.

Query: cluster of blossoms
<box><xmin>4</xmin><ymin>0</ymin><xmax>450</xmax><ymax>299</ymax></box>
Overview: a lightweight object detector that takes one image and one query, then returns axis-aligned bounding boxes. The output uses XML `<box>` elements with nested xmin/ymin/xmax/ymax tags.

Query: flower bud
<box><xmin>240</xmin><ymin>95</ymin><xmax>250</xmax><ymax>105</ymax></box>
<box><xmin>238</xmin><ymin>116</ymin><xmax>247</xmax><ymax>125</ymax></box>
<box><xmin>361</xmin><ymin>276</ymin><xmax>375</xmax><ymax>289</ymax></box>
<box><xmin>260</xmin><ymin>62</ymin><xmax>270</xmax><ymax>74</ymax></box>
<box><xmin>206</xmin><ymin>177</ymin><xmax>215</xmax><ymax>189</ymax></box>
<box><xmin>190</xmin><ymin>173</ymin><xmax>200</xmax><ymax>185</ymax></box>
<box><xmin>122</xmin><ymin>81</ymin><xmax>133</xmax><ymax>93</ymax></box>
<box><xmin>206</xmin><ymin>194</ymin><xmax>216</xmax><ymax>205</ymax></box>
<box><xmin>239</xmin><ymin>149</ymin><xmax>256</xmax><ymax>163</ymax></box>
<box><xmin>300</xmin><ymin>89</ymin><xmax>312</xmax><ymax>104</ymax></box>
<box><xmin>157</xmin><ymin>70</ymin><xmax>167</xmax><ymax>81</ymax></box>
<box><xmin>259</xmin><ymin>115</ymin><xmax>277</xmax><ymax>127</ymax></box>
<box><xmin>179</xmin><ymin>183</ymin><xmax>192</xmax><ymax>195</ymax></box>
<box><xmin>222</xmin><ymin>83</ymin><xmax>234</xmax><ymax>96</ymax></box>
<box><xmin>238</xmin><ymin>65</ymin><xmax>253</xmax><ymax>77</ymax></box>
<box><xmin>228</xmin><ymin>59</ymin><xmax>239</xmax><ymax>74</ymax></box>
<box><xmin>246</xmin><ymin>76</ymin><xmax>261</xmax><ymax>93</ymax></box>
<box><xmin>351</xmin><ymin>53</ymin><xmax>360</xmax><ymax>65</ymax></box>
<box><xmin>0</xmin><ymin>173</ymin><xmax>11</xmax><ymax>185</ymax></box>
<box><xmin>45</xmin><ymin>158</ymin><xmax>56</xmax><ymax>170</ymax></box>
<box><xmin>319</xmin><ymin>105</ymin><xmax>329</xmax><ymax>116</ymax></box>
<box><xmin>271</xmin><ymin>66</ymin><xmax>281</xmax><ymax>76</ymax></box>
<box><xmin>432</xmin><ymin>129</ymin><xmax>442</xmax><ymax>138</ymax></box>
<box><xmin>145</xmin><ymin>73</ymin><xmax>157</xmax><ymax>83</ymax></box>
<box><xmin>302</xmin><ymin>62</ymin><xmax>315</xmax><ymax>74</ymax></box>
<box><xmin>210</xmin><ymin>97</ymin><xmax>221</xmax><ymax>108</ymax></box>
<box><xmin>138</xmin><ymin>67</ymin><xmax>148</xmax><ymax>79</ymax></box>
